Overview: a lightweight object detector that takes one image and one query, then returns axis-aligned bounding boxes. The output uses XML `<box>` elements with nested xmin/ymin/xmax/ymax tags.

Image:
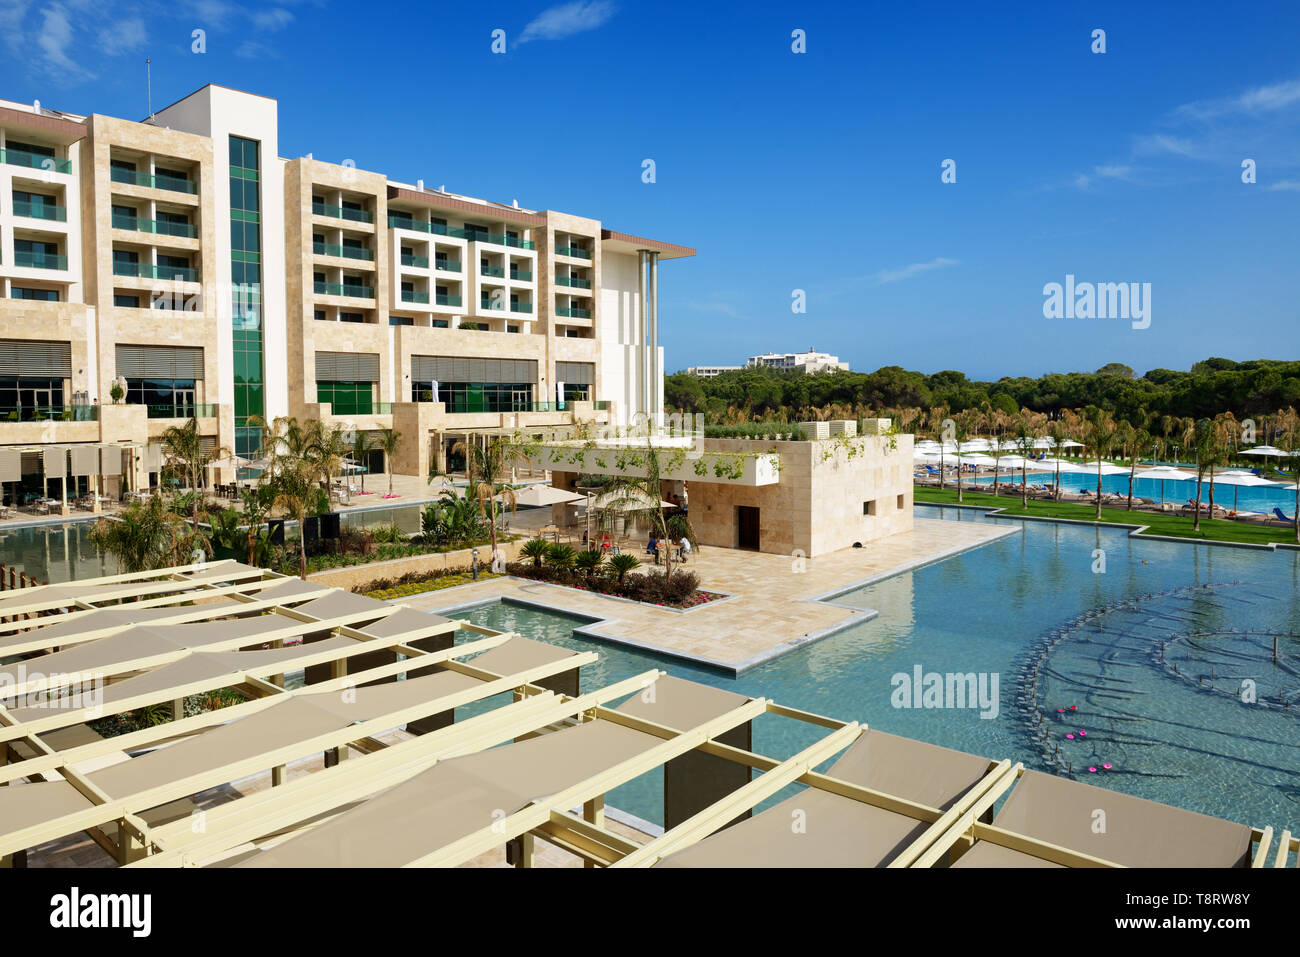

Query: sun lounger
<box><xmin>1274</xmin><ymin>507</ymin><xmax>1296</xmax><ymax>524</ymax></box>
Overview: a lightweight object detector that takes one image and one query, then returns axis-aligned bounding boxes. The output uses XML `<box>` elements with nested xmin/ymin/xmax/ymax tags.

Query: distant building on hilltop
<box><xmin>687</xmin><ymin>349</ymin><xmax>848</xmax><ymax>377</ymax></box>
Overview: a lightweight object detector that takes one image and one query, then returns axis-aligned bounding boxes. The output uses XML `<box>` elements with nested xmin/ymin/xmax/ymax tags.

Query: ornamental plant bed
<box><xmin>361</xmin><ymin>569</ymin><xmax>503</xmax><ymax>600</ymax></box>
<box><xmin>504</xmin><ymin>561</ymin><xmax>725</xmax><ymax>609</ymax></box>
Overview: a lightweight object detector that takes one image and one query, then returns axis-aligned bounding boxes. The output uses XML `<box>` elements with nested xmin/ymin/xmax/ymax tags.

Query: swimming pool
<box><xmin>0</xmin><ymin>520</ymin><xmax>118</xmax><ymax>584</ymax></box>
<box><xmin>973</xmin><ymin>470</ymin><xmax>1297</xmax><ymax>513</ymax></box>
<box><xmin>438</xmin><ymin>505</ymin><xmax>1300</xmax><ymax>833</ymax></box>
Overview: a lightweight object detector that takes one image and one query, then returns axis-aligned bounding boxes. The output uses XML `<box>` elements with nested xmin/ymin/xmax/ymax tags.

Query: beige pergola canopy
<box><xmin>0</xmin><ymin>560</ymin><xmax>1293</xmax><ymax>869</ymax></box>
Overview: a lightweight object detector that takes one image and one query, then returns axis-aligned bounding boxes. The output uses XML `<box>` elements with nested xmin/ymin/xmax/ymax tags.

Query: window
<box><xmin>340</xmin><ymin>311</ymin><xmax>364</xmax><ymax>323</ymax></box>
<box><xmin>390</xmin><ymin>315</ymin><xmax>413</xmax><ymax>326</ymax></box>
<box><xmin>115</xmin><ymin>294</ymin><xmax>141</xmax><ymax>308</ymax></box>
<box><xmin>0</xmin><ymin>376</ymin><xmax>65</xmax><ymax>420</ymax></box>
<box><xmin>125</xmin><ymin>377</ymin><xmax>199</xmax><ymax>417</ymax></box>
<box><xmin>12</xmin><ymin>287</ymin><xmax>58</xmax><ymax>301</ymax></box>
<box><xmin>314</xmin><ymin>309</ymin><xmax>327</xmax><ymax>322</ymax></box>
<box><xmin>863</xmin><ymin>500</ymin><xmax>877</xmax><ymax>516</ymax></box>
<box><xmin>507</xmin><ymin>324</ymin><xmax>520</xmax><ymax>334</ymax></box>
<box><xmin>316</xmin><ymin>381</ymin><xmax>375</xmax><ymax>415</ymax></box>
<box><xmin>896</xmin><ymin>493</ymin><xmax>905</xmax><ymax>510</ymax></box>
<box><xmin>432</xmin><ymin>319</ymin><xmax>449</xmax><ymax>329</ymax></box>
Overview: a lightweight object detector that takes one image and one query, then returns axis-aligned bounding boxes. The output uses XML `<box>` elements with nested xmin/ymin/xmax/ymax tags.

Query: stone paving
<box><xmin>409</xmin><ymin>516</ymin><xmax>1017</xmax><ymax>673</ymax></box>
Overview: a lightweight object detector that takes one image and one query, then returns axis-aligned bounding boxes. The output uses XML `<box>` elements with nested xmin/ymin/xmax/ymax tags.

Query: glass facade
<box><xmin>316</xmin><ymin>380</ymin><xmax>376</xmax><ymax>415</ymax></box>
<box><xmin>229</xmin><ymin>136</ymin><xmax>264</xmax><ymax>457</ymax></box>
<box><xmin>410</xmin><ymin>380</ymin><xmax>533</xmax><ymax>413</ymax></box>
<box><xmin>0</xmin><ymin>376</ymin><xmax>65</xmax><ymax>419</ymax></box>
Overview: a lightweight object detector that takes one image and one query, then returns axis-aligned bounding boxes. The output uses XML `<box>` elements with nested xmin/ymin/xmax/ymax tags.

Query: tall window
<box><xmin>229</xmin><ymin>136</ymin><xmax>264</xmax><ymax>458</ymax></box>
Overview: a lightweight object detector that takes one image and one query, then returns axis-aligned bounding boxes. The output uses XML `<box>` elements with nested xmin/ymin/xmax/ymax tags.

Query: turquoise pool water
<box><xmin>438</xmin><ymin>506</ymin><xmax>1300</xmax><ymax>833</ymax></box>
<box><xmin>973</xmin><ymin>470</ymin><xmax>1298</xmax><ymax>513</ymax></box>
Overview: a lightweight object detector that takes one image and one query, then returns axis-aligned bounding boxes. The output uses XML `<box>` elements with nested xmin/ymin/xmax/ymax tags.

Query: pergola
<box><xmin>0</xmin><ymin>560</ymin><xmax>1293</xmax><ymax>868</ymax></box>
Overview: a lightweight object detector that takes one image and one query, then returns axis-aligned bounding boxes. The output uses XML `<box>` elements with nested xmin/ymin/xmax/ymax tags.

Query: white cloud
<box><xmin>874</xmin><ymin>257</ymin><xmax>959</xmax><ymax>285</ymax></box>
<box><xmin>251</xmin><ymin>8</ymin><xmax>293</xmax><ymax>31</ymax></box>
<box><xmin>36</xmin><ymin>5</ymin><xmax>84</xmax><ymax>75</ymax></box>
<box><xmin>99</xmin><ymin>17</ymin><xmax>147</xmax><ymax>56</ymax></box>
<box><xmin>1266</xmin><ymin>180</ymin><xmax>1300</xmax><ymax>192</ymax></box>
<box><xmin>518</xmin><ymin>1</ymin><xmax>616</xmax><ymax>44</ymax></box>
<box><xmin>1071</xmin><ymin>164</ymin><xmax>1133</xmax><ymax>190</ymax></box>
<box><xmin>1175</xmin><ymin>79</ymin><xmax>1300</xmax><ymax>122</ymax></box>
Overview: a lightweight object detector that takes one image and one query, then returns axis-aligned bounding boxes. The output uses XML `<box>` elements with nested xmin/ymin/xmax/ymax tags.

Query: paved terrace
<box><xmin>408</xmin><ymin>517</ymin><xmax>1017</xmax><ymax>673</ymax></box>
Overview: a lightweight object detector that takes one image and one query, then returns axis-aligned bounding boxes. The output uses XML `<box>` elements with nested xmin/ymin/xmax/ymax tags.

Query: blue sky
<box><xmin>2</xmin><ymin>0</ymin><xmax>1297</xmax><ymax>380</ymax></box>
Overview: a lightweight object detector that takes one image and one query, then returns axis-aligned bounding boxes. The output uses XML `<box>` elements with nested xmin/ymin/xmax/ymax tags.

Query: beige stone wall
<box><xmin>307</xmin><ymin>536</ymin><xmax>527</xmax><ymax>591</ymax></box>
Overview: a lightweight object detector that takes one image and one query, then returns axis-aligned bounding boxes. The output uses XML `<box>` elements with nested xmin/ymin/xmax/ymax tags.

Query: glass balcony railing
<box><xmin>435</xmin><ymin>294</ymin><xmax>462</xmax><ymax>307</ymax></box>
<box><xmin>555</xmin><ymin>306</ymin><xmax>591</xmax><ymax>319</ymax></box>
<box><xmin>480</xmin><ymin>265</ymin><xmax>504</xmax><ymax>278</ymax></box>
<box><xmin>555</xmin><ymin>245</ymin><xmax>592</xmax><ymax>259</ymax></box>
<box><xmin>2</xmin><ymin>149</ymin><xmax>72</xmax><ymax>174</ymax></box>
<box><xmin>312</xmin><ymin>202</ymin><xmax>374</xmax><ymax>223</ymax></box>
<box><xmin>314</xmin><ymin>281</ymin><xmax>374</xmax><ymax>298</ymax></box>
<box><xmin>110</xmin><ymin>167</ymin><xmax>197</xmax><ymax>194</ymax></box>
<box><xmin>14</xmin><ymin>250</ymin><xmax>67</xmax><ymax>270</ymax></box>
<box><xmin>13</xmin><ymin>200</ymin><xmax>67</xmax><ymax>222</ymax></box>
<box><xmin>434</xmin><ymin>258</ymin><xmax>461</xmax><ymax>272</ymax></box>
<box><xmin>313</xmin><ymin>241</ymin><xmax>374</xmax><ymax>261</ymax></box>
<box><xmin>0</xmin><ymin>404</ymin><xmax>98</xmax><ymax>422</ymax></box>
<box><xmin>510</xmin><ymin>302</ymin><xmax>533</xmax><ymax>314</ymax></box>
<box><xmin>146</xmin><ymin>403</ymin><xmax>217</xmax><ymax>419</ymax></box>
<box><xmin>112</xmin><ymin>213</ymin><xmax>196</xmax><ymax>237</ymax></box>
<box><xmin>468</xmin><ymin>231</ymin><xmax>536</xmax><ymax>250</ymax></box>
<box><xmin>113</xmin><ymin>261</ymin><xmax>197</xmax><ymax>282</ymax></box>
<box><xmin>401</xmin><ymin>290</ymin><xmax>429</xmax><ymax>304</ymax></box>
<box><xmin>592</xmin><ymin>400</ymin><xmax>610</xmax><ymax>410</ymax></box>
<box><xmin>555</xmin><ymin>274</ymin><xmax>591</xmax><ymax>289</ymax></box>
<box><xmin>400</xmin><ymin>254</ymin><xmax>429</xmax><ymax>268</ymax></box>
<box><xmin>510</xmin><ymin>269</ymin><xmax>532</xmax><ymax>281</ymax></box>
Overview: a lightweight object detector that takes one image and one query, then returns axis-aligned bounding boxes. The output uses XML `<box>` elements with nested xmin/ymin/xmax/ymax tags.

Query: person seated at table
<box><xmin>679</xmin><ymin>536</ymin><xmax>691</xmax><ymax>562</ymax></box>
<box><xmin>646</xmin><ymin>534</ymin><xmax>659</xmax><ymax>563</ymax></box>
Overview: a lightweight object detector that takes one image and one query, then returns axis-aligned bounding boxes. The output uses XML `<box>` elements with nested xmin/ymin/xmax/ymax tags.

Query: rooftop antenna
<box><xmin>146</xmin><ymin>58</ymin><xmax>153</xmax><ymax>120</ymax></box>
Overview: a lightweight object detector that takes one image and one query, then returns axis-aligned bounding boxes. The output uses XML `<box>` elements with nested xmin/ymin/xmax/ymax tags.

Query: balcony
<box><xmin>510</xmin><ymin>302</ymin><xmax>533</xmax><ymax>314</ymax></box>
<box><xmin>401</xmin><ymin>290</ymin><xmax>429</xmax><ymax>304</ymax></box>
<box><xmin>435</xmin><ymin>294</ymin><xmax>462</xmax><ymax>307</ymax></box>
<box><xmin>556</xmin><ymin>306</ymin><xmax>591</xmax><ymax>319</ymax></box>
<box><xmin>146</xmin><ymin>403</ymin><xmax>217</xmax><ymax>420</ymax></box>
<box><xmin>13</xmin><ymin>200</ymin><xmax>67</xmax><ymax>223</ymax></box>
<box><xmin>113</xmin><ymin>261</ymin><xmax>198</xmax><ymax>282</ymax></box>
<box><xmin>313</xmin><ymin>241</ymin><xmax>374</xmax><ymax>261</ymax></box>
<box><xmin>389</xmin><ymin>215</ymin><xmax>467</xmax><ymax>237</ymax></box>
<box><xmin>313</xmin><ymin>202</ymin><xmax>374</xmax><ymax>224</ymax></box>
<box><xmin>470</xmin><ymin>231</ymin><xmax>535</xmax><ymax>250</ymax></box>
<box><xmin>510</xmin><ymin>269</ymin><xmax>532</xmax><ymax>282</ymax></box>
<box><xmin>112</xmin><ymin>213</ymin><xmax>196</xmax><ymax>238</ymax></box>
<box><xmin>434</xmin><ymin>259</ymin><xmax>461</xmax><ymax>273</ymax></box>
<box><xmin>1</xmin><ymin>149</ymin><xmax>72</xmax><ymax>175</ymax></box>
<box><xmin>481</xmin><ymin>265</ymin><xmax>504</xmax><ymax>278</ymax></box>
<box><xmin>315</xmin><ymin>281</ymin><xmax>374</xmax><ymax>298</ymax></box>
<box><xmin>555</xmin><ymin>275</ymin><xmax>591</xmax><ymax>289</ymax></box>
<box><xmin>14</xmin><ymin>250</ymin><xmax>67</xmax><ymax>270</ymax></box>
<box><xmin>1</xmin><ymin>404</ymin><xmax>97</xmax><ymax>422</ymax></box>
<box><xmin>400</xmin><ymin>254</ymin><xmax>429</xmax><ymax>268</ymax></box>
<box><xmin>110</xmin><ymin>168</ymin><xmax>197</xmax><ymax>194</ymax></box>
<box><xmin>555</xmin><ymin>245</ymin><xmax>591</xmax><ymax>259</ymax></box>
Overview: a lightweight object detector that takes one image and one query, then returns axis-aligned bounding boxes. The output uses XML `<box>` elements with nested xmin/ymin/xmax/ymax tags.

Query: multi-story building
<box><xmin>0</xmin><ymin>85</ymin><xmax>692</xmax><ymax>506</ymax></box>
<box><xmin>684</xmin><ymin>365</ymin><xmax>742</xmax><ymax>378</ymax></box>
<box><xmin>746</xmin><ymin>350</ymin><xmax>848</xmax><ymax>373</ymax></box>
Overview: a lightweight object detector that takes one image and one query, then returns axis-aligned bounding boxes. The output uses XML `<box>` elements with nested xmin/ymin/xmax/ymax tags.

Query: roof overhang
<box><xmin>600</xmin><ymin>229</ymin><xmax>695</xmax><ymax>260</ymax></box>
<box><xmin>387</xmin><ymin>186</ymin><xmax>546</xmax><ymax>227</ymax></box>
<box><xmin>0</xmin><ymin>106</ymin><xmax>85</xmax><ymax>145</ymax></box>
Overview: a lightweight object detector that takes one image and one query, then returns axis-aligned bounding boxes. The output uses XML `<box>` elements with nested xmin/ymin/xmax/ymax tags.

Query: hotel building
<box><xmin>0</xmin><ymin>84</ymin><xmax>691</xmax><ymax>500</ymax></box>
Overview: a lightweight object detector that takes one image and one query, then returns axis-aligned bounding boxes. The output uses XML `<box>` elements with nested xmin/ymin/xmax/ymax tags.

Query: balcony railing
<box><xmin>401</xmin><ymin>290</ymin><xmax>429</xmax><ymax>304</ymax></box>
<box><xmin>1</xmin><ymin>405</ymin><xmax>98</xmax><ymax>422</ymax></box>
<box><xmin>312</xmin><ymin>202</ymin><xmax>374</xmax><ymax>224</ymax></box>
<box><xmin>110</xmin><ymin>167</ymin><xmax>197</xmax><ymax>194</ymax></box>
<box><xmin>389</xmin><ymin>216</ymin><xmax>465</xmax><ymax>236</ymax></box>
<box><xmin>13</xmin><ymin>200</ymin><xmax>67</xmax><ymax>222</ymax></box>
<box><xmin>434</xmin><ymin>258</ymin><xmax>461</xmax><ymax>272</ymax></box>
<box><xmin>435</xmin><ymin>294</ymin><xmax>462</xmax><ymax>307</ymax></box>
<box><xmin>113</xmin><ymin>261</ymin><xmax>197</xmax><ymax>282</ymax></box>
<box><xmin>314</xmin><ymin>241</ymin><xmax>374</xmax><ymax>261</ymax></box>
<box><xmin>510</xmin><ymin>302</ymin><xmax>533</xmax><ymax>314</ymax></box>
<box><xmin>555</xmin><ymin>306</ymin><xmax>591</xmax><ymax>319</ymax></box>
<box><xmin>314</xmin><ymin>281</ymin><xmax>374</xmax><ymax>298</ymax></box>
<box><xmin>555</xmin><ymin>275</ymin><xmax>591</xmax><ymax>289</ymax></box>
<box><xmin>481</xmin><ymin>265</ymin><xmax>504</xmax><ymax>278</ymax></box>
<box><xmin>469</xmin><ymin>231</ymin><xmax>535</xmax><ymax>250</ymax></box>
<box><xmin>592</xmin><ymin>400</ymin><xmax>610</xmax><ymax>411</ymax></box>
<box><xmin>555</xmin><ymin>245</ymin><xmax>591</xmax><ymax>259</ymax></box>
<box><xmin>146</xmin><ymin>403</ymin><xmax>217</xmax><ymax>419</ymax></box>
<box><xmin>14</xmin><ymin>250</ymin><xmax>67</xmax><ymax>270</ymax></box>
<box><xmin>1</xmin><ymin>149</ymin><xmax>72</xmax><ymax>175</ymax></box>
<box><xmin>510</xmin><ymin>269</ymin><xmax>532</xmax><ymax>281</ymax></box>
<box><xmin>112</xmin><ymin>213</ymin><xmax>196</xmax><ymax>237</ymax></box>
<box><xmin>400</xmin><ymin>254</ymin><xmax>429</xmax><ymax>268</ymax></box>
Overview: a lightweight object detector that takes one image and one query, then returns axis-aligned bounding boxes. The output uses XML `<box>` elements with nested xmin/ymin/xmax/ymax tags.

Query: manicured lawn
<box><xmin>914</xmin><ymin>486</ymin><xmax>1299</xmax><ymax>546</ymax></box>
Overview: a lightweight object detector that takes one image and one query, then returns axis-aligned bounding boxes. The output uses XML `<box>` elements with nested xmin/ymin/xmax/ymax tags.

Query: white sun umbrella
<box><xmin>504</xmin><ymin>484</ymin><xmax>585</xmax><ymax>508</ymax></box>
<box><xmin>1207</xmin><ymin>470</ymin><xmax>1284</xmax><ymax>511</ymax></box>
<box><xmin>1134</xmin><ymin>465</ymin><xmax>1192</xmax><ymax>504</ymax></box>
<box><xmin>589</xmin><ymin>488</ymin><xmax>675</xmax><ymax>511</ymax></box>
<box><xmin>1059</xmin><ymin>440</ymin><xmax>1085</xmax><ymax>449</ymax></box>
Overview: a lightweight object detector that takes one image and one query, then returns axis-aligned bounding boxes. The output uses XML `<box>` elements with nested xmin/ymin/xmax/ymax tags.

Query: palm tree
<box><xmin>89</xmin><ymin>495</ymin><xmax>203</xmax><ymax>573</ymax></box>
<box><xmin>351</xmin><ymin>430</ymin><xmax>375</xmax><ymax>492</ymax></box>
<box><xmin>1279</xmin><ymin>406</ymin><xmax>1300</xmax><ymax>543</ymax></box>
<box><xmin>927</xmin><ymin>405</ymin><xmax>950</xmax><ymax>491</ymax></box>
<box><xmin>1012</xmin><ymin>412</ymin><xmax>1037</xmax><ymax>508</ymax></box>
<box><xmin>546</xmin><ymin>542</ymin><xmax>577</xmax><ymax>571</ymax></box>
<box><xmin>309</xmin><ymin>421</ymin><xmax>349</xmax><ymax>506</ymax></box>
<box><xmin>1086</xmin><ymin>408</ymin><xmax>1117</xmax><ymax>520</ymax></box>
<box><xmin>269</xmin><ymin>456</ymin><xmax>321</xmax><ymax>579</ymax></box>
<box><xmin>574</xmin><ymin>548</ymin><xmax>605</xmax><ymax>579</ymax></box>
<box><xmin>1123</xmin><ymin>423</ymin><xmax>1151</xmax><ymax>510</ymax></box>
<box><xmin>609</xmin><ymin>552</ymin><xmax>640</xmax><ymax>584</ymax></box>
<box><xmin>1184</xmin><ymin>417</ymin><xmax>1219</xmax><ymax>532</ymax></box>
<box><xmin>377</xmin><ymin>428</ymin><xmax>403</xmax><ymax>497</ymax></box>
<box><xmin>159</xmin><ymin>416</ymin><xmax>215</xmax><ymax>523</ymax></box>
<box><xmin>452</xmin><ymin>435</ymin><xmax>522</xmax><ymax>564</ymax></box>
<box><xmin>520</xmin><ymin>537</ymin><xmax>550</xmax><ymax>568</ymax></box>
<box><xmin>1046</xmin><ymin>418</ymin><xmax>1071</xmax><ymax>501</ymax></box>
<box><xmin>595</xmin><ymin>431</ymin><xmax>680</xmax><ymax>577</ymax></box>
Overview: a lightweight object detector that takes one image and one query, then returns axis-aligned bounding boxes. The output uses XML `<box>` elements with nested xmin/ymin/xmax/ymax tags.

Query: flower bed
<box><xmin>361</xmin><ymin>568</ymin><xmax>502</xmax><ymax>600</ymax></box>
<box><xmin>505</xmin><ymin>562</ymin><xmax>725</xmax><ymax>610</ymax></box>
